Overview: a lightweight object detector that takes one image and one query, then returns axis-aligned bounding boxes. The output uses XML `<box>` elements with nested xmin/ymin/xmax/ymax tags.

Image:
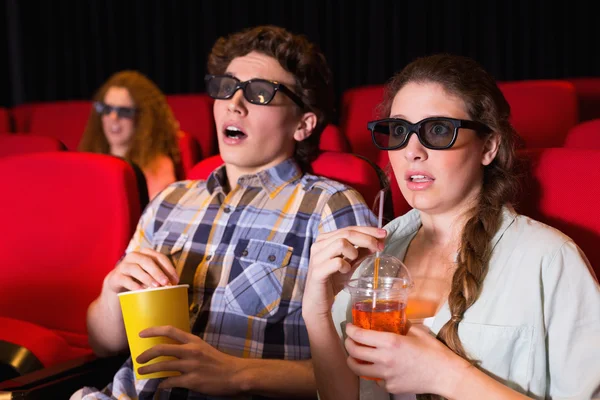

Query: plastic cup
<box><xmin>344</xmin><ymin>254</ymin><xmax>412</xmax><ymax>380</ymax></box>
<box><xmin>118</xmin><ymin>284</ymin><xmax>190</xmax><ymax>379</ymax></box>
<box><xmin>346</xmin><ymin>276</ymin><xmax>410</xmax><ymax>333</ymax></box>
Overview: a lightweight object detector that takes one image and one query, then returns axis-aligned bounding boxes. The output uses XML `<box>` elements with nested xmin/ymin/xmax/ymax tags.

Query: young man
<box><xmin>77</xmin><ymin>26</ymin><xmax>377</xmax><ymax>400</ymax></box>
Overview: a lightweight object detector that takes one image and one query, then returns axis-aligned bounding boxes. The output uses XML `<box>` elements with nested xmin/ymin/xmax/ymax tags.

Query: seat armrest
<box><xmin>0</xmin><ymin>353</ymin><xmax>128</xmax><ymax>399</ymax></box>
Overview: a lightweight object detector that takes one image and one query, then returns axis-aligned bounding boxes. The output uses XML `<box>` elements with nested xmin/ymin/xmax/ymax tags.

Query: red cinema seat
<box><xmin>187</xmin><ymin>151</ymin><xmax>388</xmax><ymax>213</ymax></box>
<box><xmin>176</xmin><ymin>130</ymin><xmax>202</xmax><ymax>178</ymax></box>
<box><xmin>319</xmin><ymin>124</ymin><xmax>351</xmax><ymax>152</ymax></box>
<box><xmin>186</xmin><ymin>154</ymin><xmax>225</xmax><ymax>181</ymax></box>
<box><xmin>340</xmin><ymin>85</ymin><xmax>387</xmax><ymax>168</ymax></box>
<box><xmin>0</xmin><ymin>108</ymin><xmax>9</xmax><ymax>133</ymax></box>
<box><xmin>515</xmin><ymin>148</ymin><xmax>600</xmax><ymax>278</ymax></box>
<box><xmin>11</xmin><ymin>103</ymin><xmax>39</xmax><ymax>132</ymax></box>
<box><xmin>27</xmin><ymin>100</ymin><xmax>93</xmax><ymax>150</ymax></box>
<box><xmin>563</xmin><ymin>119</ymin><xmax>600</xmax><ymax>149</ymax></box>
<box><xmin>0</xmin><ymin>153</ymin><xmax>141</xmax><ymax>375</ymax></box>
<box><xmin>0</xmin><ymin>133</ymin><xmax>66</xmax><ymax>157</ymax></box>
<box><xmin>167</xmin><ymin>94</ymin><xmax>216</xmax><ymax>159</ymax></box>
<box><xmin>498</xmin><ymin>80</ymin><xmax>578</xmax><ymax>148</ymax></box>
<box><xmin>566</xmin><ymin>77</ymin><xmax>600</xmax><ymax>122</ymax></box>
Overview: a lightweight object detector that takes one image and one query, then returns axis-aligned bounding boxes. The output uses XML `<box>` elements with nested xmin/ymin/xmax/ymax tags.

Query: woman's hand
<box><xmin>302</xmin><ymin>226</ymin><xmax>386</xmax><ymax>321</ymax></box>
<box><xmin>344</xmin><ymin>323</ymin><xmax>469</xmax><ymax>396</ymax></box>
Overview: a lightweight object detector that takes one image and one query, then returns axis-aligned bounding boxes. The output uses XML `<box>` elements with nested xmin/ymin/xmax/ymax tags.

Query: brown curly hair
<box><xmin>79</xmin><ymin>70</ymin><xmax>181</xmax><ymax>175</ymax></box>
<box><xmin>207</xmin><ymin>25</ymin><xmax>334</xmax><ymax>170</ymax></box>
<box><xmin>380</xmin><ymin>54</ymin><xmax>520</xmax><ymax>400</ymax></box>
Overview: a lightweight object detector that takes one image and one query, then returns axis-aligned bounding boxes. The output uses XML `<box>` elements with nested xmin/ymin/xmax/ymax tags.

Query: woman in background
<box><xmin>79</xmin><ymin>70</ymin><xmax>181</xmax><ymax>200</ymax></box>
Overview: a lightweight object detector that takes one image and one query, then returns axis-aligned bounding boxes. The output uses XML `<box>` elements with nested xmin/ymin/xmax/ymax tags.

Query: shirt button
<box><xmin>190</xmin><ymin>304</ymin><xmax>199</xmax><ymax>314</ymax></box>
<box><xmin>268</xmin><ymin>255</ymin><xmax>276</xmax><ymax>262</ymax></box>
<box><xmin>224</xmin><ymin>206</ymin><xmax>231</xmax><ymax>213</ymax></box>
<box><xmin>205</xmin><ymin>255</ymin><xmax>212</xmax><ymax>261</ymax></box>
<box><xmin>241</xmin><ymin>249</ymin><xmax>249</xmax><ymax>257</ymax></box>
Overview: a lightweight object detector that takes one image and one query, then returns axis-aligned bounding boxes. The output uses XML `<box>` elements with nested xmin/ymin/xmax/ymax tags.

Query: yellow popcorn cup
<box><xmin>118</xmin><ymin>284</ymin><xmax>190</xmax><ymax>379</ymax></box>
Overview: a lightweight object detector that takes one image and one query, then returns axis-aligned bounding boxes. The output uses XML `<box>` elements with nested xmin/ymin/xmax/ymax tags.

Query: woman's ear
<box><xmin>481</xmin><ymin>132</ymin><xmax>501</xmax><ymax>166</ymax></box>
<box><xmin>293</xmin><ymin>112</ymin><xmax>318</xmax><ymax>142</ymax></box>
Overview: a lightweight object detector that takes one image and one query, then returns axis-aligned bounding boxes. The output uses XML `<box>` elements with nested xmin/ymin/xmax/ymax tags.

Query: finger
<box><xmin>319</xmin><ymin>231</ymin><xmax>385</xmax><ymax>255</ymax></box>
<box><xmin>312</xmin><ymin>238</ymin><xmax>369</xmax><ymax>266</ymax></box>
<box><xmin>316</xmin><ymin>226</ymin><xmax>387</xmax><ymax>243</ymax></box>
<box><xmin>136</xmin><ymin>343</ymin><xmax>188</xmax><ymax>364</ymax></box>
<box><xmin>137</xmin><ymin>359</ymin><xmax>183</xmax><ymax>375</ymax></box>
<box><xmin>344</xmin><ymin>337</ymin><xmax>379</xmax><ymax>364</ymax></box>
<box><xmin>310</xmin><ymin>257</ymin><xmax>353</xmax><ymax>282</ymax></box>
<box><xmin>112</xmin><ymin>273</ymin><xmax>144</xmax><ymax>292</ymax></box>
<box><xmin>346</xmin><ymin>356</ymin><xmax>382</xmax><ymax>380</ymax></box>
<box><xmin>345</xmin><ymin>323</ymin><xmax>400</xmax><ymax>348</ymax></box>
<box><xmin>121</xmin><ymin>262</ymin><xmax>161</xmax><ymax>288</ymax></box>
<box><xmin>139</xmin><ymin>248</ymin><xmax>179</xmax><ymax>284</ymax></box>
<box><xmin>309</xmin><ymin>240</ymin><xmax>356</xmax><ymax>267</ymax></box>
<box><xmin>158</xmin><ymin>374</ymin><xmax>187</xmax><ymax>390</ymax></box>
<box><xmin>126</xmin><ymin>252</ymin><xmax>171</xmax><ymax>286</ymax></box>
<box><xmin>139</xmin><ymin>325</ymin><xmax>194</xmax><ymax>343</ymax></box>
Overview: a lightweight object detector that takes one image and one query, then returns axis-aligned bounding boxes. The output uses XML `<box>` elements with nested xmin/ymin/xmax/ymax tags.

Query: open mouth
<box><xmin>409</xmin><ymin>174</ymin><xmax>434</xmax><ymax>183</ymax></box>
<box><xmin>224</xmin><ymin>126</ymin><xmax>247</xmax><ymax>140</ymax></box>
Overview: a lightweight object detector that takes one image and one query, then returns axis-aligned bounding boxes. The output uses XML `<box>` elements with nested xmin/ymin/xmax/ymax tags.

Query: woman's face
<box><xmin>387</xmin><ymin>82</ymin><xmax>498</xmax><ymax>216</ymax></box>
<box><xmin>101</xmin><ymin>86</ymin><xmax>136</xmax><ymax>151</ymax></box>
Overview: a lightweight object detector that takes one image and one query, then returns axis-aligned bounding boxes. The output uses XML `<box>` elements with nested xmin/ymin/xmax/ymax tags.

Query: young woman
<box><xmin>79</xmin><ymin>70</ymin><xmax>181</xmax><ymax>200</ymax></box>
<box><xmin>302</xmin><ymin>54</ymin><xmax>600</xmax><ymax>399</ymax></box>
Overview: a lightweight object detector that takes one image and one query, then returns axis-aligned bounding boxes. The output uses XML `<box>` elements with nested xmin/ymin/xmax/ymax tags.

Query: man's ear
<box><xmin>293</xmin><ymin>112</ymin><xmax>318</xmax><ymax>142</ymax></box>
<box><xmin>482</xmin><ymin>132</ymin><xmax>501</xmax><ymax>166</ymax></box>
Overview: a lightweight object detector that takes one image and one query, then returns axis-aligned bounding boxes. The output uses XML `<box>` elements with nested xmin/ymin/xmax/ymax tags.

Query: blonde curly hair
<box><xmin>79</xmin><ymin>70</ymin><xmax>181</xmax><ymax>175</ymax></box>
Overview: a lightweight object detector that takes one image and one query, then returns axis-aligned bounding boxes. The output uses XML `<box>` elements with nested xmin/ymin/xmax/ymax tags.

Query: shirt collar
<box><xmin>206</xmin><ymin>158</ymin><xmax>303</xmax><ymax>198</ymax></box>
<box><xmin>383</xmin><ymin>206</ymin><xmax>518</xmax><ymax>334</ymax></box>
<box><xmin>383</xmin><ymin>205</ymin><xmax>518</xmax><ymax>261</ymax></box>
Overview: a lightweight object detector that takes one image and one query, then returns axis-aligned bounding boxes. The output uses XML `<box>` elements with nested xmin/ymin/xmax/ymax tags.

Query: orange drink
<box><xmin>351</xmin><ymin>299</ymin><xmax>407</xmax><ymax>334</ymax></box>
<box><xmin>345</xmin><ymin>274</ymin><xmax>411</xmax><ymax>381</ymax></box>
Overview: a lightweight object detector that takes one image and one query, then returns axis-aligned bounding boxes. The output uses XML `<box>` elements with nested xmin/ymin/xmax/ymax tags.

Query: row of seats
<box><xmin>3</xmin><ymin>118</ymin><xmax>600</xmax><ymax>217</ymax></box>
<box><xmin>1</xmin><ymin>78</ymin><xmax>598</xmax><ymax>163</ymax></box>
<box><xmin>0</xmin><ymin>153</ymin><xmax>141</xmax><ymax>374</ymax></box>
<box><xmin>1</xmin><ymin>146</ymin><xmax>598</xmax><ymax>378</ymax></box>
<box><xmin>1</xmin><ymin>78</ymin><xmax>599</xmax><ymax>218</ymax></box>
<box><xmin>341</xmin><ymin>79</ymin><xmax>600</xmax><ymax>169</ymax></box>
<box><xmin>0</xmin><ymin>95</ymin><xmax>348</xmax><ymax>177</ymax></box>
<box><xmin>0</xmin><ymin>96</ymin><xmax>213</xmax><ymax>178</ymax></box>
<box><xmin>4</xmin><ymin>96</ymin><xmax>216</xmax><ymax>159</ymax></box>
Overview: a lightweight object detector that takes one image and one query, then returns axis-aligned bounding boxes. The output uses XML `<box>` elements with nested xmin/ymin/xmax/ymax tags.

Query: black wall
<box><xmin>2</xmin><ymin>0</ymin><xmax>599</xmax><ymax>123</ymax></box>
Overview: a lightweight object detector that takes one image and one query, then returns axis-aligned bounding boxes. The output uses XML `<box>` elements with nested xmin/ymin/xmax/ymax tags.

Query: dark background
<box><xmin>2</xmin><ymin>0</ymin><xmax>599</xmax><ymax>124</ymax></box>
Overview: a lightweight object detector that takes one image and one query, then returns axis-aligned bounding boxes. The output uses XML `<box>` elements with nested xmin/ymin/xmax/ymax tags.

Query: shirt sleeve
<box><xmin>544</xmin><ymin>240</ymin><xmax>600</xmax><ymax>399</ymax></box>
<box><xmin>319</xmin><ymin>188</ymin><xmax>378</xmax><ymax>335</ymax></box>
<box><xmin>317</xmin><ymin>188</ymin><xmax>378</xmax><ymax>234</ymax></box>
<box><xmin>123</xmin><ymin>182</ymin><xmax>183</xmax><ymax>254</ymax></box>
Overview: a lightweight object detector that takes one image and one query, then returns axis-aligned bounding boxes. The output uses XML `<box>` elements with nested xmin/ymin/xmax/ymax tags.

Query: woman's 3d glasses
<box><xmin>368</xmin><ymin>117</ymin><xmax>492</xmax><ymax>150</ymax></box>
<box><xmin>94</xmin><ymin>101</ymin><xmax>137</xmax><ymax>120</ymax></box>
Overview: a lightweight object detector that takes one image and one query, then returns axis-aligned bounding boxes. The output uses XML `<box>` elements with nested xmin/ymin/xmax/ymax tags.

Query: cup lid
<box><xmin>356</xmin><ymin>254</ymin><xmax>412</xmax><ymax>282</ymax></box>
<box><xmin>117</xmin><ymin>284</ymin><xmax>189</xmax><ymax>297</ymax></box>
<box><xmin>344</xmin><ymin>253</ymin><xmax>413</xmax><ymax>294</ymax></box>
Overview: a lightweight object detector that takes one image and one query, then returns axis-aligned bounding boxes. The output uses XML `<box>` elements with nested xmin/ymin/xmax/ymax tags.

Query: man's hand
<box><xmin>103</xmin><ymin>249</ymin><xmax>179</xmax><ymax>295</ymax></box>
<box><xmin>136</xmin><ymin>326</ymin><xmax>246</xmax><ymax>396</ymax></box>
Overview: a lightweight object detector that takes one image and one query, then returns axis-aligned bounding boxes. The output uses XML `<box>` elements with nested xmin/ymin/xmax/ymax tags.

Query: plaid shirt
<box><xmin>81</xmin><ymin>158</ymin><xmax>377</xmax><ymax>400</ymax></box>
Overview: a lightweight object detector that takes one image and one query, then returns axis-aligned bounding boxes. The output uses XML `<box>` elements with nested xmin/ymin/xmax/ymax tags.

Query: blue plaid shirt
<box><xmin>82</xmin><ymin>158</ymin><xmax>377</xmax><ymax>400</ymax></box>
